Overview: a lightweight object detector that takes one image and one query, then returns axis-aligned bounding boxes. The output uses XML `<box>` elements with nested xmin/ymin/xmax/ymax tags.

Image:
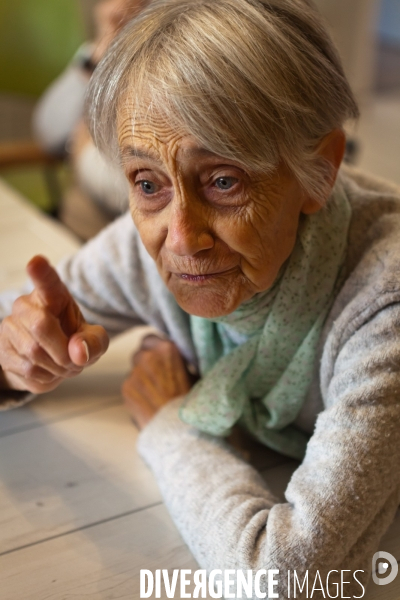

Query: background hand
<box><xmin>121</xmin><ymin>335</ymin><xmax>195</xmax><ymax>429</ymax></box>
<box><xmin>0</xmin><ymin>255</ymin><xmax>109</xmax><ymax>394</ymax></box>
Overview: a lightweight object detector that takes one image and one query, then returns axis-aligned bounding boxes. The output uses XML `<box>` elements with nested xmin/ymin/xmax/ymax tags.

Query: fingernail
<box><xmin>82</xmin><ymin>341</ymin><xmax>90</xmax><ymax>363</ymax></box>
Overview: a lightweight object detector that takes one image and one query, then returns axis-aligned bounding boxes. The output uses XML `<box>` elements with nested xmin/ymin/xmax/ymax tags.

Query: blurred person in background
<box><xmin>33</xmin><ymin>0</ymin><xmax>151</xmax><ymax>239</ymax></box>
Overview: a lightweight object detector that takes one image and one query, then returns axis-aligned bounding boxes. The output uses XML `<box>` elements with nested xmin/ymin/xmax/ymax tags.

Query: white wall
<box><xmin>314</xmin><ymin>0</ymin><xmax>380</xmax><ymax>103</ymax></box>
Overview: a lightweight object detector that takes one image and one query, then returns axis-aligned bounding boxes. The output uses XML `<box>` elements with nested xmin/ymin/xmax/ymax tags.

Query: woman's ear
<box><xmin>317</xmin><ymin>128</ymin><xmax>346</xmax><ymax>176</ymax></box>
<box><xmin>301</xmin><ymin>128</ymin><xmax>346</xmax><ymax>214</ymax></box>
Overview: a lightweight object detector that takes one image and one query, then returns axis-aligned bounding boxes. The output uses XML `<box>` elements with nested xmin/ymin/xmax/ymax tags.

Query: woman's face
<box><xmin>119</xmin><ymin>113</ymin><xmax>322</xmax><ymax>318</ymax></box>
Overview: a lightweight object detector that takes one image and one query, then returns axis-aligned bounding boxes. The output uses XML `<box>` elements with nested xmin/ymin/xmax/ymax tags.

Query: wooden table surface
<box><xmin>0</xmin><ymin>180</ymin><xmax>399</xmax><ymax>599</ymax></box>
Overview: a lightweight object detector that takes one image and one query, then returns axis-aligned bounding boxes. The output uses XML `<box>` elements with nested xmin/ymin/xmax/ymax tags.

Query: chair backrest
<box><xmin>0</xmin><ymin>0</ymin><xmax>85</xmax><ymax>97</ymax></box>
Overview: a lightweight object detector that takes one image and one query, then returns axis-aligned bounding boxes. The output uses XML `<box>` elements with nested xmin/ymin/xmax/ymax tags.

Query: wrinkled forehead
<box><xmin>113</xmin><ymin>78</ymin><xmax>271</xmax><ymax>174</ymax></box>
<box><xmin>118</xmin><ymin>91</ymin><xmax>188</xmax><ymax>144</ymax></box>
<box><xmin>116</xmin><ymin>90</ymin><xmax>213</xmax><ymax>166</ymax></box>
<box><xmin>116</xmin><ymin>94</ymin><xmax>250</xmax><ymax>173</ymax></box>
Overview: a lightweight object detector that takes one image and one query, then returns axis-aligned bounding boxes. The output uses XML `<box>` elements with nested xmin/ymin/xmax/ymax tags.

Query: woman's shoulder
<box><xmin>340</xmin><ymin>163</ymin><xmax>400</xmax><ymax>197</ymax></box>
<box><xmin>339</xmin><ymin>165</ymin><xmax>400</xmax><ymax>274</ymax></box>
<box><xmin>316</xmin><ymin>168</ymin><xmax>400</xmax><ymax>403</ymax></box>
<box><xmin>319</xmin><ymin>168</ymin><xmax>400</xmax><ymax>369</ymax></box>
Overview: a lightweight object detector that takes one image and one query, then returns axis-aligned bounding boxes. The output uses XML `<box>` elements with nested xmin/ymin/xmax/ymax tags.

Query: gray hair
<box><xmin>86</xmin><ymin>0</ymin><xmax>359</xmax><ymax>200</ymax></box>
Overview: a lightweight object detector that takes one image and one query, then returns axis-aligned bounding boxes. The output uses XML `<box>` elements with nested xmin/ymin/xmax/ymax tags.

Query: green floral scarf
<box><xmin>179</xmin><ymin>180</ymin><xmax>351</xmax><ymax>459</ymax></box>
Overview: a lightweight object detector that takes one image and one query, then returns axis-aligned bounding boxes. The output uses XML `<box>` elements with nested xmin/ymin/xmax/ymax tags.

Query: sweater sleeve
<box><xmin>137</xmin><ymin>303</ymin><xmax>400</xmax><ymax>599</ymax></box>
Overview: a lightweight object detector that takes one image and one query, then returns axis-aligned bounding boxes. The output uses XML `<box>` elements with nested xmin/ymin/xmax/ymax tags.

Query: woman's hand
<box><xmin>0</xmin><ymin>255</ymin><xmax>109</xmax><ymax>394</ymax></box>
<box><xmin>121</xmin><ymin>335</ymin><xmax>194</xmax><ymax>429</ymax></box>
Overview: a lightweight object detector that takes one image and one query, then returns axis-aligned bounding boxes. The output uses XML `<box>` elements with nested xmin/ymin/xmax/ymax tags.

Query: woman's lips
<box><xmin>172</xmin><ymin>268</ymin><xmax>236</xmax><ymax>283</ymax></box>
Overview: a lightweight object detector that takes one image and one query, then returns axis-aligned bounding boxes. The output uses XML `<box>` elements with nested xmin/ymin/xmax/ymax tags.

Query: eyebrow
<box><xmin>120</xmin><ymin>145</ymin><xmax>222</xmax><ymax>165</ymax></box>
<box><xmin>181</xmin><ymin>147</ymin><xmax>220</xmax><ymax>159</ymax></box>
<box><xmin>120</xmin><ymin>146</ymin><xmax>162</xmax><ymax>165</ymax></box>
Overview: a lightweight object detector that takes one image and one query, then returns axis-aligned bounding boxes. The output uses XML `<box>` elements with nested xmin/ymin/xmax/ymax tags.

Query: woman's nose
<box><xmin>165</xmin><ymin>202</ymin><xmax>214</xmax><ymax>257</ymax></box>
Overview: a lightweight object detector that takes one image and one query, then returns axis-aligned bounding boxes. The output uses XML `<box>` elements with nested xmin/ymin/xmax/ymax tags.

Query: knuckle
<box><xmin>12</xmin><ymin>295</ymin><xmax>26</xmax><ymax>313</ymax></box>
<box><xmin>25</xmin><ymin>365</ymin><xmax>56</xmax><ymax>385</ymax></box>
<box><xmin>30</xmin><ymin>312</ymin><xmax>48</xmax><ymax>338</ymax></box>
<box><xmin>1</xmin><ymin>315</ymin><xmax>11</xmax><ymax>330</ymax></box>
<box><xmin>27</xmin><ymin>340</ymin><xmax>43</xmax><ymax>362</ymax></box>
<box><xmin>140</xmin><ymin>334</ymin><xmax>162</xmax><ymax>348</ymax></box>
<box><xmin>132</xmin><ymin>348</ymin><xmax>147</xmax><ymax>365</ymax></box>
<box><xmin>21</xmin><ymin>357</ymin><xmax>37</xmax><ymax>375</ymax></box>
<box><xmin>159</xmin><ymin>340</ymin><xmax>180</xmax><ymax>359</ymax></box>
<box><xmin>1</xmin><ymin>316</ymin><xmax>16</xmax><ymax>338</ymax></box>
<box><xmin>22</xmin><ymin>362</ymin><xmax>53</xmax><ymax>382</ymax></box>
<box><xmin>12</xmin><ymin>294</ymin><xmax>32</xmax><ymax>316</ymax></box>
<box><xmin>23</xmin><ymin>363</ymin><xmax>37</xmax><ymax>380</ymax></box>
<box><xmin>159</xmin><ymin>339</ymin><xmax>176</xmax><ymax>351</ymax></box>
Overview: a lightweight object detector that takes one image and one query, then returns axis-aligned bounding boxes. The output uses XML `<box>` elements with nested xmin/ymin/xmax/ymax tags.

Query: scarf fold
<box><xmin>180</xmin><ymin>180</ymin><xmax>352</xmax><ymax>459</ymax></box>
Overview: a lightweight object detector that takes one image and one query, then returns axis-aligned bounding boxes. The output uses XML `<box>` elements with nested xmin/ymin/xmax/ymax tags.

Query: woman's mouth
<box><xmin>180</xmin><ymin>273</ymin><xmax>218</xmax><ymax>282</ymax></box>
<box><xmin>174</xmin><ymin>268</ymin><xmax>236</xmax><ymax>283</ymax></box>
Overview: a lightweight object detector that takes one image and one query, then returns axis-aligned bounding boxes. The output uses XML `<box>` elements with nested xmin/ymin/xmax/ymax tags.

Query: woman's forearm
<box><xmin>138</xmin><ymin>399</ymin><xmax>399</xmax><ymax>599</ymax></box>
<box><xmin>137</xmin><ymin>306</ymin><xmax>400</xmax><ymax>599</ymax></box>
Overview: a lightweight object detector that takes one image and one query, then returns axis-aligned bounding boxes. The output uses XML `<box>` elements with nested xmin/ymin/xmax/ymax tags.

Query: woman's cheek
<box><xmin>135</xmin><ymin>214</ymin><xmax>166</xmax><ymax>261</ymax></box>
<box><xmin>219</xmin><ymin>207</ymin><xmax>270</xmax><ymax>261</ymax></box>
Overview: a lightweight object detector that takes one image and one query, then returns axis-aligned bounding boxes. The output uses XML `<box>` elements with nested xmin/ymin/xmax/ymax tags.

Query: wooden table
<box><xmin>0</xmin><ymin>180</ymin><xmax>398</xmax><ymax>599</ymax></box>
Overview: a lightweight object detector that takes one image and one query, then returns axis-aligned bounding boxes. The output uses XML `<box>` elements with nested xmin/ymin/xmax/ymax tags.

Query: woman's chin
<box><xmin>171</xmin><ymin>283</ymin><xmax>244</xmax><ymax>318</ymax></box>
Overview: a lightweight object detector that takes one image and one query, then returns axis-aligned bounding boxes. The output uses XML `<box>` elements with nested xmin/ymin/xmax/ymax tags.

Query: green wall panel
<box><xmin>0</xmin><ymin>0</ymin><xmax>85</xmax><ymax>97</ymax></box>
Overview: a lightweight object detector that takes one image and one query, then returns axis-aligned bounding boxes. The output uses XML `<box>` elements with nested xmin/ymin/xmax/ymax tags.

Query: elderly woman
<box><xmin>1</xmin><ymin>0</ymin><xmax>400</xmax><ymax>597</ymax></box>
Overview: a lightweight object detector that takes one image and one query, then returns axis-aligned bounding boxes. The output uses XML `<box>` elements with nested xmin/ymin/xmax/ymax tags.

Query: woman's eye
<box><xmin>139</xmin><ymin>180</ymin><xmax>159</xmax><ymax>194</ymax></box>
<box><xmin>214</xmin><ymin>176</ymin><xmax>238</xmax><ymax>191</ymax></box>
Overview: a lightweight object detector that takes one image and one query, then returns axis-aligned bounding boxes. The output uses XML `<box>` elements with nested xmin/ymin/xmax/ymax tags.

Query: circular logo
<box><xmin>372</xmin><ymin>551</ymin><xmax>399</xmax><ymax>586</ymax></box>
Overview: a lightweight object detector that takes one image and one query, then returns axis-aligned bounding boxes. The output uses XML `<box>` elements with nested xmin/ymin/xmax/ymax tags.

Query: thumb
<box><xmin>27</xmin><ymin>255</ymin><xmax>71</xmax><ymax>315</ymax></box>
<box><xmin>68</xmin><ymin>323</ymin><xmax>109</xmax><ymax>367</ymax></box>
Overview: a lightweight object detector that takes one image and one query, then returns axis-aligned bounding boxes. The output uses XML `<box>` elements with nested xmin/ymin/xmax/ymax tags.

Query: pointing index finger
<box><xmin>26</xmin><ymin>255</ymin><xmax>70</xmax><ymax>315</ymax></box>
